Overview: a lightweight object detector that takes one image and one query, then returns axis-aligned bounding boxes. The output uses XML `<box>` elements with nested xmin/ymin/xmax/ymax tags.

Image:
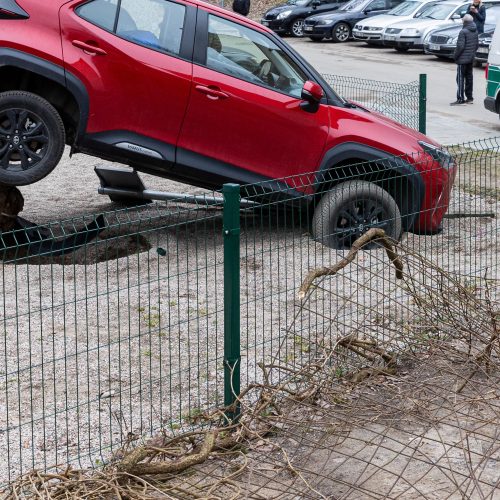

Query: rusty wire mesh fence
<box><xmin>1</xmin><ymin>137</ymin><xmax>500</xmax><ymax>496</ymax></box>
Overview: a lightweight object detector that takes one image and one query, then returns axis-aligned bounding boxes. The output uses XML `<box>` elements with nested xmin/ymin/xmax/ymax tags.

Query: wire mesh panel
<box><xmin>238</xmin><ymin>137</ymin><xmax>500</xmax><ymax>390</ymax></box>
<box><xmin>1</xmin><ymin>137</ymin><xmax>500</xmax><ymax>490</ymax></box>
<box><xmin>322</xmin><ymin>73</ymin><xmax>421</xmax><ymax>131</ymax></box>
<box><xmin>0</xmin><ymin>199</ymin><xmax>226</xmax><ymax>482</ymax></box>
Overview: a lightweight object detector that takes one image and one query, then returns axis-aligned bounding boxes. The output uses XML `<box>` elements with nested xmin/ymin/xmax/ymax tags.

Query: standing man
<box><xmin>450</xmin><ymin>14</ymin><xmax>479</xmax><ymax>105</ymax></box>
<box><xmin>467</xmin><ymin>0</ymin><xmax>486</xmax><ymax>34</ymax></box>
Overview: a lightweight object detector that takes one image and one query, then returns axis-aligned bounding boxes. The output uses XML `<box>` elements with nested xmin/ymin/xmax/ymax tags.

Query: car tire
<box><xmin>331</xmin><ymin>22</ymin><xmax>351</xmax><ymax>43</ymax></box>
<box><xmin>395</xmin><ymin>46</ymin><xmax>409</xmax><ymax>52</ymax></box>
<box><xmin>312</xmin><ymin>180</ymin><xmax>402</xmax><ymax>249</ymax></box>
<box><xmin>290</xmin><ymin>18</ymin><xmax>305</xmax><ymax>37</ymax></box>
<box><xmin>309</xmin><ymin>36</ymin><xmax>325</xmax><ymax>42</ymax></box>
<box><xmin>0</xmin><ymin>91</ymin><xmax>65</xmax><ymax>186</ymax></box>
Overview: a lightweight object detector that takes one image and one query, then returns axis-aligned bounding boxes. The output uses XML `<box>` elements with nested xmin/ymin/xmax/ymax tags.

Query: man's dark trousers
<box><xmin>456</xmin><ymin>62</ymin><xmax>473</xmax><ymax>102</ymax></box>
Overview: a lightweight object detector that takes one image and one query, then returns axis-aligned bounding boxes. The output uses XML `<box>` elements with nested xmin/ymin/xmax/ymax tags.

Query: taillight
<box><xmin>486</xmin><ymin>63</ymin><xmax>489</xmax><ymax>80</ymax></box>
<box><xmin>0</xmin><ymin>0</ymin><xmax>29</xmax><ymax>19</ymax></box>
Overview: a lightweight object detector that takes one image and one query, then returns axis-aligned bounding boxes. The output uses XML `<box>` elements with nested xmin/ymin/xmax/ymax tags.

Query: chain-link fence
<box><xmin>1</xmin><ymin>137</ymin><xmax>499</xmax><ymax>491</ymax></box>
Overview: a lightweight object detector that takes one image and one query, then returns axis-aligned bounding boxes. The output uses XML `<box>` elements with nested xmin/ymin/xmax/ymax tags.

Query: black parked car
<box><xmin>423</xmin><ymin>5</ymin><xmax>500</xmax><ymax>60</ymax></box>
<box><xmin>303</xmin><ymin>0</ymin><xmax>403</xmax><ymax>42</ymax></box>
<box><xmin>475</xmin><ymin>25</ymin><xmax>496</xmax><ymax>65</ymax></box>
<box><xmin>261</xmin><ymin>0</ymin><xmax>347</xmax><ymax>37</ymax></box>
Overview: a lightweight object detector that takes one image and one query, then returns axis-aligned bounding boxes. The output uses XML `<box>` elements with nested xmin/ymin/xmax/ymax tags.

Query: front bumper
<box><xmin>352</xmin><ymin>30</ymin><xmax>384</xmax><ymax>42</ymax></box>
<box><xmin>412</xmin><ymin>162</ymin><xmax>457</xmax><ymax>234</ymax></box>
<box><xmin>303</xmin><ymin>24</ymin><xmax>333</xmax><ymax>36</ymax></box>
<box><xmin>424</xmin><ymin>43</ymin><xmax>455</xmax><ymax>58</ymax></box>
<box><xmin>260</xmin><ymin>19</ymin><xmax>288</xmax><ymax>33</ymax></box>
<box><xmin>383</xmin><ymin>35</ymin><xmax>423</xmax><ymax>50</ymax></box>
<box><xmin>484</xmin><ymin>96</ymin><xmax>497</xmax><ymax>113</ymax></box>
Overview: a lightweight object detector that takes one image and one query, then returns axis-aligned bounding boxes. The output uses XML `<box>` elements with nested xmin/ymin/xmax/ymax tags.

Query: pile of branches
<box><xmin>6</xmin><ymin>229</ymin><xmax>500</xmax><ymax>499</ymax></box>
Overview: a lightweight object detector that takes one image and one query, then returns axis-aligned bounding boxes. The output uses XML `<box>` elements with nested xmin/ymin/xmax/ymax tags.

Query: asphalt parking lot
<box><xmin>287</xmin><ymin>38</ymin><xmax>500</xmax><ymax>144</ymax></box>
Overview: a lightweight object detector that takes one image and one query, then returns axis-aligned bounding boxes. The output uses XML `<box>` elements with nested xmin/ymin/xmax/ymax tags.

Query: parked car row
<box><xmin>262</xmin><ymin>0</ymin><xmax>499</xmax><ymax>64</ymax></box>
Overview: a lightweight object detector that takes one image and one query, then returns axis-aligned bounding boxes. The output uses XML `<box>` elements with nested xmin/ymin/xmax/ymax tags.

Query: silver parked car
<box><xmin>353</xmin><ymin>0</ymin><xmax>441</xmax><ymax>45</ymax></box>
<box><xmin>382</xmin><ymin>0</ymin><xmax>469</xmax><ymax>51</ymax></box>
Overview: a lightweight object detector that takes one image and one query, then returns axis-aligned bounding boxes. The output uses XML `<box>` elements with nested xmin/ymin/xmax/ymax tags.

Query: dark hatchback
<box><xmin>423</xmin><ymin>5</ymin><xmax>500</xmax><ymax>59</ymax></box>
<box><xmin>303</xmin><ymin>0</ymin><xmax>403</xmax><ymax>42</ymax></box>
<box><xmin>261</xmin><ymin>0</ymin><xmax>347</xmax><ymax>37</ymax></box>
<box><xmin>475</xmin><ymin>26</ymin><xmax>496</xmax><ymax>64</ymax></box>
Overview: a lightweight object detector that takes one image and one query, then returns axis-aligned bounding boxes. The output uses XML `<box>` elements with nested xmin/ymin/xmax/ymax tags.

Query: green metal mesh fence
<box><xmin>322</xmin><ymin>73</ymin><xmax>423</xmax><ymax>131</ymax></box>
<box><xmin>1</xmin><ymin>136</ymin><xmax>499</xmax><ymax>483</ymax></box>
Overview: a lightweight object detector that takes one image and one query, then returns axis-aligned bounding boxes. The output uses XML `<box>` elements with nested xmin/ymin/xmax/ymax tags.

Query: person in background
<box><xmin>232</xmin><ymin>0</ymin><xmax>250</xmax><ymax>16</ymax></box>
<box><xmin>450</xmin><ymin>14</ymin><xmax>479</xmax><ymax>105</ymax></box>
<box><xmin>467</xmin><ymin>0</ymin><xmax>486</xmax><ymax>34</ymax></box>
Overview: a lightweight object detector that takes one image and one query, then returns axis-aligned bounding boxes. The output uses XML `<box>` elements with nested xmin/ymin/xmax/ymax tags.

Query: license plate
<box><xmin>429</xmin><ymin>43</ymin><xmax>440</xmax><ymax>50</ymax></box>
<box><xmin>478</xmin><ymin>47</ymin><xmax>489</xmax><ymax>53</ymax></box>
<box><xmin>385</xmin><ymin>35</ymin><xmax>396</xmax><ymax>41</ymax></box>
<box><xmin>261</xmin><ymin>20</ymin><xmax>269</xmax><ymax>26</ymax></box>
<box><xmin>304</xmin><ymin>26</ymin><xmax>313</xmax><ymax>31</ymax></box>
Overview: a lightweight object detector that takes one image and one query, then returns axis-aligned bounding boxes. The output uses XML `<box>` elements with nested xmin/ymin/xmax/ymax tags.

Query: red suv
<box><xmin>0</xmin><ymin>0</ymin><xmax>455</xmax><ymax>247</ymax></box>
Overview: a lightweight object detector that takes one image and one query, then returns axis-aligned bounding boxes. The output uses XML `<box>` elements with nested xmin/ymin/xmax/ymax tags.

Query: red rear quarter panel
<box><xmin>2</xmin><ymin>0</ymin><xmax>65</xmax><ymax>65</ymax></box>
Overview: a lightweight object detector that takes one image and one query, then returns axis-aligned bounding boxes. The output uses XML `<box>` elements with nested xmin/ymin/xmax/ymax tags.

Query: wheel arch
<box><xmin>315</xmin><ymin>142</ymin><xmax>425</xmax><ymax>231</ymax></box>
<box><xmin>0</xmin><ymin>48</ymin><xmax>88</xmax><ymax>146</ymax></box>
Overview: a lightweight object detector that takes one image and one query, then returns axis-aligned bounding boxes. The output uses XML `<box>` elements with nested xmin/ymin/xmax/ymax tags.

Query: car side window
<box><xmin>77</xmin><ymin>0</ymin><xmax>185</xmax><ymax>56</ymax></box>
<box><xmin>117</xmin><ymin>0</ymin><xmax>185</xmax><ymax>55</ymax></box>
<box><xmin>206</xmin><ymin>15</ymin><xmax>308</xmax><ymax>98</ymax></box>
<box><xmin>389</xmin><ymin>0</ymin><xmax>401</xmax><ymax>8</ymax></box>
<box><xmin>367</xmin><ymin>0</ymin><xmax>387</xmax><ymax>11</ymax></box>
<box><xmin>76</xmin><ymin>0</ymin><xmax>118</xmax><ymax>32</ymax></box>
<box><xmin>455</xmin><ymin>4</ymin><xmax>469</xmax><ymax>17</ymax></box>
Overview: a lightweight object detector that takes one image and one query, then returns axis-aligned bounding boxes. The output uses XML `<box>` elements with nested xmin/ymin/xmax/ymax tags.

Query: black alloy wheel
<box><xmin>312</xmin><ymin>180</ymin><xmax>402</xmax><ymax>249</ymax></box>
<box><xmin>332</xmin><ymin>22</ymin><xmax>351</xmax><ymax>42</ymax></box>
<box><xmin>0</xmin><ymin>92</ymin><xmax>65</xmax><ymax>186</ymax></box>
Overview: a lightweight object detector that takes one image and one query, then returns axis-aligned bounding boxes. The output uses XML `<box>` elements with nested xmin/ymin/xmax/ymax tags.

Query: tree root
<box><xmin>298</xmin><ymin>228</ymin><xmax>403</xmax><ymax>299</ymax></box>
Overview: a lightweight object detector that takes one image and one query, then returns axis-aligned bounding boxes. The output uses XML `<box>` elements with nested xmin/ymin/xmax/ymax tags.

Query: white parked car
<box><xmin>352</xmin><ymin>0</ymin><xmax>441</xmax><ymax>45</ymax></box>
<box><xmin>382</xmin><ymin>0</ymin><xmax>469</xmax><ymax>51</ymax></box>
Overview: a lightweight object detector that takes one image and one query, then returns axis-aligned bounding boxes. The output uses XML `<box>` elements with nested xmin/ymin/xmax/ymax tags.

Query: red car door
<box><xmin>177</xmin><ymin>11</ymin><xmax>330</xmax><ymax>183</ymax></box>
<box><xmin>59</xmin><ymin>0</ymin><xmax>194</xmax><ymax>161</ymax></box>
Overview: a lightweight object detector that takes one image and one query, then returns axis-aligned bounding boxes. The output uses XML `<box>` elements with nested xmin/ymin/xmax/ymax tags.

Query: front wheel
<box><xmin>290</xmin><ymin>18</ymin><xmax>305</xmax><ymax>37</ymax></box>
<box><xmin>331</xmin><ymin>22</ymin><xmax>351</xmax><ymax>43</ymax></box>
<box><xmin>312</xmin><ymin>180</ymin><xmax>402</xmax><ymax>249</ymax></box>
<box><xmin>0</xmin><ymin>91</ymin><xmax>65</xmax><ymax>186</ymax></box>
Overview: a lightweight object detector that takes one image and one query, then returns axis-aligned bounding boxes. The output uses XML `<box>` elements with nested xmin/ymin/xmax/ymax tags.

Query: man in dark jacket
<box><xmin>467</xmin><ymin>0</ymin><xmax>486</xmax><ymax>34</ymax></box>
<box><xmin>450</xmin><ymin>14</ymin><xmax>479</xmax><ymax>105</ymax></box>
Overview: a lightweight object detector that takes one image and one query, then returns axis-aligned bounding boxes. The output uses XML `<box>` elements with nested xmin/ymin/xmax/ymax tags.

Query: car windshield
<box><xmin>418</xmin><ymin>3</ymin><xmax>456</xmax><ymax>20</ymax></box>
<box><xmin>389</xmin><ymin>1</ymin><xmax>420</xmax><ymax>16</ymax></box>
<box><xmin>339</xmin><ymin>0</ymin><xmax>369</xmax><ymax>11</ymax></box>
<box><xmin>286</xmin><ymin>0</ymin><xmax>310</xmax><ymax>5</ymax></box>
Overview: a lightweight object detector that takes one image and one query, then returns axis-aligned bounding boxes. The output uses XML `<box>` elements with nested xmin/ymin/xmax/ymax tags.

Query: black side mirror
<box><xmin>312</xmin><ymin>0</ymin><xmax>321</xmax><ymax>8</ymax></box>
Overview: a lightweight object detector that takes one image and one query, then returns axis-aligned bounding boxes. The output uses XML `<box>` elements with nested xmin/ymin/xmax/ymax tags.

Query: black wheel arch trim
<box><xmin>0</xmin><ymin>48</ymin><xmax>89</xmax><ymax>141</ymax></box>
<box><xmin>317</xmin><ymin>142</ymin><xmax>425</xmax><ymax>231</ymax></box>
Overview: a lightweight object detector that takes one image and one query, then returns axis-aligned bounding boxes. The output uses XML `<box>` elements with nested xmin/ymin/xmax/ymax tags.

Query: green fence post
<box><xmin>223</xmin><ymin>183</ymin><xmax>241</xmax><ymax>420</ymax></box>
<box><xmin>419</xmin><ymin>73</ymin><xmax>427</xmax><ymax>135</ymax></box>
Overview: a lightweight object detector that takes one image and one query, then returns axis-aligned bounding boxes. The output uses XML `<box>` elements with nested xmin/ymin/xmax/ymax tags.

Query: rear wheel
<box><xmin>0</xmin><ymin>91</ymin><xmax>65</xmax><ymax>186</ymax></box>
<box><xmin>290</xmin><ymin>18</ymin><xmax>305</xmax><ymax>37</ymax></box>
<box><xmin>312</xmin><ymin>180</ymin><xmax>402</xmax><ymax>249</ymax></box>
<box><xmin>331</xmin><ymin>22</ymin><xmax>351</xmax><ymax>43</ymax></box>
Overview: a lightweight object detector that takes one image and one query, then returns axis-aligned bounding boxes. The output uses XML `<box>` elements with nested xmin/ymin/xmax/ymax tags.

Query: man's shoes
<box><xmin>450</xmin><ymin>100</ymin><xmax>466</xmax><ymax>106</ymax></box>
<box><xmin>465</xmin><ymin>98</ymin><xmax>474</xmax><ymax>104</ymax></box>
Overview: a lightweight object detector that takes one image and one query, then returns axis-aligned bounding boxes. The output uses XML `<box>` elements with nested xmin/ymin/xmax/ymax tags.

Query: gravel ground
<box><xmin>1</xmin><ymin>146</ymin><xmax>500</xmax><ymax>482</ymax></box>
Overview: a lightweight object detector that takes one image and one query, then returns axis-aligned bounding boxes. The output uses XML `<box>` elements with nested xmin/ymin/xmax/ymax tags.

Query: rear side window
<box><xmin>76</xmin><ymin>0</ymin><xmax>185</xmax><ymax>56</ymax></box>
<box><xmin>77</xmin><ymin>0</ymin><xmax>118</xmax><ymax>32</ymax></box>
